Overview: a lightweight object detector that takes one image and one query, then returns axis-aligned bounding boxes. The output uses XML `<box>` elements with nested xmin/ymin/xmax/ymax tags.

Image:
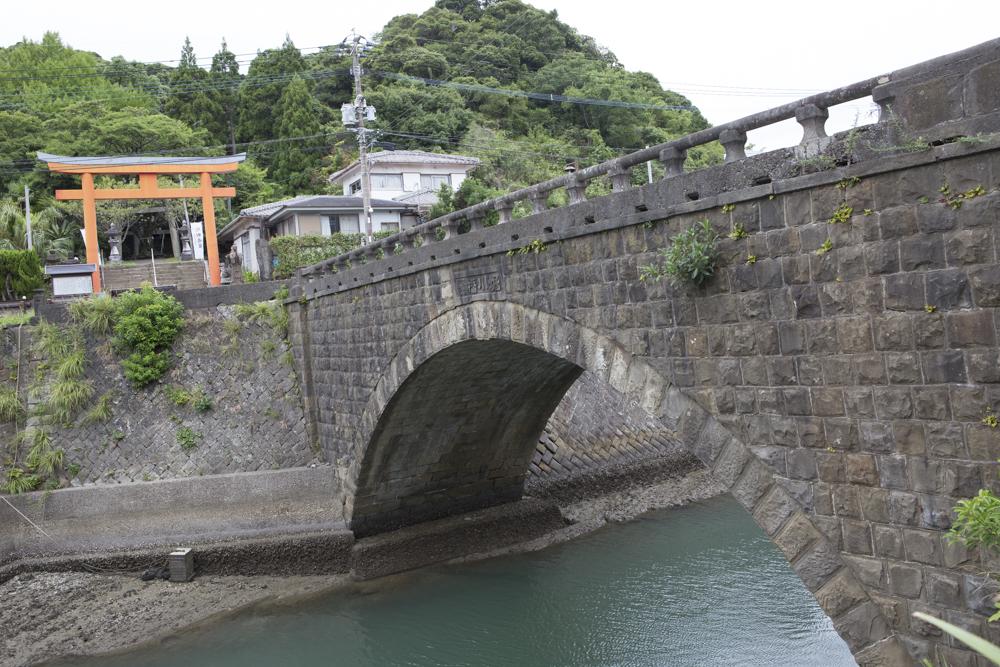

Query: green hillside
<box><xmin>0</xmin><ymin>0</ymin><xmax>721</xmax><ymax>255</ymax></box>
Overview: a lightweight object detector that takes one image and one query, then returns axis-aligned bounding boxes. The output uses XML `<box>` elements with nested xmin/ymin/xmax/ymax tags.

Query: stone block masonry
<box><xmin>286</xmin><ymin>38</ymin><xmax>1000</xmax><ymax>664</ymax></box>
<box><xmin>27</xmin><ymin>308</ymin><xmax>316</xmax><ymax>485</ymax></box>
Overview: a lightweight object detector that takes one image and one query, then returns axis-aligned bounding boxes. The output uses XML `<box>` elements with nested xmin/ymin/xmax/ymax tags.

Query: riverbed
<box><xmin>49</xmin><ymin>495</ymin><xmax>855</xmax><ymax>666</ymax></box>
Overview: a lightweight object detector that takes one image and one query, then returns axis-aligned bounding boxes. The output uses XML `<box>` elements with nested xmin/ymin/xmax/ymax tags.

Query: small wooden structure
<box><xmin>37</xmin><ymin>152</ymin><xmax>246</xmax><ymax>292</ymax></box>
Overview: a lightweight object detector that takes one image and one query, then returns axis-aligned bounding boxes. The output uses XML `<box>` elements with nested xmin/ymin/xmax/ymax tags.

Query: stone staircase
<box><xmin>102</xmin><ymin>260</ymin><xmax>207</xmax><ymax>292</ymax></box>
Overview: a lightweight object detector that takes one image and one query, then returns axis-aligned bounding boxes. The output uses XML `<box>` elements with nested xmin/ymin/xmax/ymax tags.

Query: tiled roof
<box><xmin>237</xmin><ymin>195</ymin><xmax>407</xmax><ymax>218</ymax></box>
<box><xmin>37</xmin><ymin>152</ymin><xmax>247</xmax><ymax>167</ymax></box>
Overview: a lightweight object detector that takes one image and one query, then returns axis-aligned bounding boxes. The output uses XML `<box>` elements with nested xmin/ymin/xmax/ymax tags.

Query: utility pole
<box><xmin>23</xmin><ymin>185</ymin><xmax>32</xmax><ymax>250</ymax></box>
<box><xmin>351</xmin><ymin>32</ymin><xmax>374</xmax><ymax>242</ymax></box>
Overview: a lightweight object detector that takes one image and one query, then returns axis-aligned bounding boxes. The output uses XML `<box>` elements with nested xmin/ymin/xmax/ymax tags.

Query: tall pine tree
<box><xmin>270</xmin><ymin>75</ymin><xmax>321</xmax><ymax>193</ymax></box>
<box><xmin>208</xmin><ymin>40</ymin><xmax>241</xmax><ymax>153</ymax></box>
<box><xmin>164</xmin><ymin>37</ymin><xmax>220</xmax><ymax>140</ymax></box>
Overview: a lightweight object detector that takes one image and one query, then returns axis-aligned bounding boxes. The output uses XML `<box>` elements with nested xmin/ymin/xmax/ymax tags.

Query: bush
<box><xmin>270</xmin><ymin>234</ymin><xmax>366</xmax><ymax>278</ymax></box>
<box><xmin>269</xmin><ymin>232</ymin><xmax>396</xmax><ymax>278</ymax></box>
<box><xmin>948</xmin><ymin>489</ymin><xmax>1000</xmax><ymax>552</ymax></box>
<box><xmin>107</xmin><ymin>287</ymin><xmax>184</xmax><ymax>386</ymax></box>
<box><xmin>639</xmin><ymin>219</ymin><xmax>719</xmax><ymax>286</ymax></box>
<box><xmin>122</xmin><ymin>350</ymin><xmax>171</xmax><ymax>386</ymax></box>
<box><xmin>0</xmin><ymin>249</ymin><xmax>43</xmax><ymax>300</ymax></box>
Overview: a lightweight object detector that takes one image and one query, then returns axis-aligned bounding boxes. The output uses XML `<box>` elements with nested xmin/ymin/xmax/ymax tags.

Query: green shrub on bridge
<box><xmin>0</xmin><ymin>249</ymin><xmax>43</xmax><ymax>301</ymax></box>
<box><xmin>639</xmin><ymin>219</ymin><xmax>719</xmax><ymax>287</ymax></box>
<box><xmin>269</xmin><ymin>232</ymin><xmax>398</xmax><ymax>278</ymax></box>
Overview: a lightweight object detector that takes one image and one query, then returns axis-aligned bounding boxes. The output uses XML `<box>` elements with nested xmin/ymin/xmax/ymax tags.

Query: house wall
<box><xmin>338</xmin><ymin>163</ymin><xmax>474</xmax><ymax>201</ymax></box>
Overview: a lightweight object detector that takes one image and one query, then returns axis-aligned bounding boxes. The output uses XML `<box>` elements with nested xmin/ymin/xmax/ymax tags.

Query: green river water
<box><xmin>65</xmin><ymin>495</ymin><xmax>855</xmax><ymax>666</ymax></box>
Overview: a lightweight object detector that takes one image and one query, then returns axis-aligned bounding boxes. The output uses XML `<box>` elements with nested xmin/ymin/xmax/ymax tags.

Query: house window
<box><xmin>339</xmin><ymin>215</ymin><xmax>360</xmax><ymax>234</ymax></box>
<box><xmin>349</xmin><ymin>179</ymin><xmax>361</xmax><ymax>194</ymax></box>
<box><xmin>420</xmin><ymin>174</ymin><xmax>451</xmax><ymax>190</ymax></box>
<box><xmin>371</xmin><ymin>173</ymin><xmax>403</xmax><ymax>190</ymax></box>
<box><xmin>379</xmin><ymin>221</ymin><xmax>399</xmax><ymax>232</ymax></box>
<box><xmin>320</xmin><ymin>215</ymin><xmax>340</xmax><ymax>236</ymax></box>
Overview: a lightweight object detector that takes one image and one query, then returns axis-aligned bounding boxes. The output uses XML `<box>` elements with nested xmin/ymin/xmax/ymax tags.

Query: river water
<box><xmin>69</xmin><ymin>495</ymin><xmax>855</xmax><ymax>666</ymax></box>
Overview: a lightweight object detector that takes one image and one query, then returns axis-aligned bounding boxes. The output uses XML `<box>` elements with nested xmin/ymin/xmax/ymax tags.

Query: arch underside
<box><xmin>351</xmin><ymin>339</ymin><xmax>582</xmax><ymax>536</ymax></box>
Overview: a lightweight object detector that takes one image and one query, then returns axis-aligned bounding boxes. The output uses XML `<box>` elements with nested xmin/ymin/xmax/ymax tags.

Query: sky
<box><xmin>4</xmin><ymin>0</ymin><xmax>1000</xmax><ymax>152</ymax></box>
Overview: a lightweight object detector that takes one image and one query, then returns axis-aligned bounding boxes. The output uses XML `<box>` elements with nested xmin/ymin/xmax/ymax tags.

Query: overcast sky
<box><xmin>5</xmin><ymin>1</ymin><xmax>1000</xmax><ymax>151</ymax></box>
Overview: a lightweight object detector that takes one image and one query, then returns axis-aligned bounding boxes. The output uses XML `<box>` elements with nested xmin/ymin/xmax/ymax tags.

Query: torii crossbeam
<box><xmin>38</xmin><ymin>152</ymin><xmax>246</xmax><ymax>292</ymax></box>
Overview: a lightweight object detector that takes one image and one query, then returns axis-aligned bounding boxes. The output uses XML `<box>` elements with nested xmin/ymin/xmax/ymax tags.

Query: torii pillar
<box><xmin>38</xmin><ymin>152</ymin><xmax>247</xmax><ymax>292</ymax></box>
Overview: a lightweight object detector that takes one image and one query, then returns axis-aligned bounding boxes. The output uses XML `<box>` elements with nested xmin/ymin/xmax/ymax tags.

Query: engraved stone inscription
<box><xmin>456</xmin><ymin>271</ymin><xmax>503</xmax><ymax>296</ymax></box>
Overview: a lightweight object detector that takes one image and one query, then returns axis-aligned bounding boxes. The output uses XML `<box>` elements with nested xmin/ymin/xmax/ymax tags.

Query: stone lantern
<box><xmin>108</xmin><ymin>223</ymin><xmax>122</xmax><ymax>263</ymax></box>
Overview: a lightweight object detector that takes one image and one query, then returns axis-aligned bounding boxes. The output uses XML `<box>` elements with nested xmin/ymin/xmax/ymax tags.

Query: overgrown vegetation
<box><xmin>0</xmin><ymin>250</ymin><xmax>43</xmax><ymax>300</ymax></box>
<box><xmin>948</xmin><ymin>489</ymin><xmax>1000</xmax><ymax>552</ymax></box>
<box><xmin>639</xmin><ymin>219</ymin><xmax>719</xmax><ymax>286</ymax></box>
<box><xmin>269</xmin><ymin>233</ymin><xmax>394</xmax><ymax>278</ymax></box>
<box><xmin>71</xmin><ymin>286</ymin><xmax>185</xmax><ymax>386</ymax></box>
<box><xmin>234</xmin><ymin>299</ymin><xmax>289</xmax><ymax>334</ymax></box>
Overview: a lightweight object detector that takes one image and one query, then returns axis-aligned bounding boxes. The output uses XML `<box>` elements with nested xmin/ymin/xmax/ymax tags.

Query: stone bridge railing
<box><xmin>290</xmin><ymin>38</ymin><xmax>1000</xmax><ymax>300</ymax></box>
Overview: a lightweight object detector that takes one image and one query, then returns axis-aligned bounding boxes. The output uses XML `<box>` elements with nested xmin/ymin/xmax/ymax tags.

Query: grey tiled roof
<box><xmin>37</xmin><ymin>152</ymin><xmax>247</xmax><ymax>167</ymax></box>
<box><xmin>328</xmin><ymin>150</ymin><xmax>479</xmax><ymax>182</ymax></box>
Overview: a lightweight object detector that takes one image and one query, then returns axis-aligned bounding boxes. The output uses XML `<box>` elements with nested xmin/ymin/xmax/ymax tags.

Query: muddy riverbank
<box><xmin>2</xmin><ymin>464</ymin><xmax>723</xmax><ymax>667</ymax></box>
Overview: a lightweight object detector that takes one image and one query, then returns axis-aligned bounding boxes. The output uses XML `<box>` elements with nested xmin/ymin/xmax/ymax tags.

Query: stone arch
<box><xmin>347</xmin><ymin>300</ymin><xmax>905</xmax><ymax>664</ymax></box>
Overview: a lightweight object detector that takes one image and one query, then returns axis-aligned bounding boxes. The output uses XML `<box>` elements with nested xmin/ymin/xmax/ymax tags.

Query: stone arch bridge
<box><xmin>286</xmin><ymin>40</ymin><xmax>1000</xmax><ymax>666</ymax></box>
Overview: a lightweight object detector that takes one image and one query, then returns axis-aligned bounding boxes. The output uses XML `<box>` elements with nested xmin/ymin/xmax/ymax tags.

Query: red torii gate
<box><xmin>38</xmin><ymin>152</ymin><xmax>246</xmax><ymax>292</ymax></box>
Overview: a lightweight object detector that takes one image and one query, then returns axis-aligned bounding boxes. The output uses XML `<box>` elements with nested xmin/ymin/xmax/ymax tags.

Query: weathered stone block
<box><xmin>793</xmin><ymin>539</ymin><xmax>844</xmax><ymax>591</ymax></box>
<box><xmin>885</xmin><ymin>352</ymin><xmax>922</xmax><ymax>384</ymax></box>
<box><xmin>874</xmin><ymin>524</ymin><xmax>905</xmax><ymax>559</ymax></box>
<box><xmin>842</xmin><ymin>518</ymin><xmax>874</xmax><ymax>556</ymax></box>
<box><xmin>786</xmin><ymin>448</ymin><xmax>818</xmax><ymax>480</ymax></box>
<box><xmin>884</xmin><ymin>274</ymin><xmax>924</xmax><ymax>311</ymax></box>
<box><xmin>946</xmin><ymin>310</ymin><xmax>996</xmax><ymax>347</ymax></box>
<box><xmin>833</xmin><ymin>483</ymin><xmax>862</xmax><ymax>518</ymax></box>
<box><xmin>846</xmin><ymin>389</ymin><xmax>877</xmax><ymax>419</ymax></box>
<box><xmin>903</xmin><ymin>528</ymin><xmax>942</xmax><ymax>565</ymax></box>
<box><xmin>900</xmin><ymin>235</ymin><xmax>946</xmax><ymax>271</ymax></box>
<box><xmin>888</xmin><ymin>561</ymin><xmax>924</xmax><ymax>599</ymax></box>
<box><xmin>874</xmin><ymin>313</ymin><xmax>914</xmax><ymax>351</ymax></box>
<box><xmin>921</xmin><ymin>350</ymin><xmax>967</xmax><ymax>384</ymax></box>
<box><xmin>752</xmin><ymin>485</ymin><xmax>798</xmax><ymax>536</ymax></box>
<box><xmin>816</xmin><ymin>568</ymin><xmax>871</xmax><ymax>619</ymax></box>
<box><xmin>774</xmin><ymin>511</ymin><xmax>821</xmax><ymax>561</ymax></box>
<box><xmin>894</xmin><ymin>421</ymin><xmax>927</xmax><ymax>456</ymax></box>
<box><xmin>913</xmin><ymin>387</ymin><xmax>951</xmax><ymax>421</ymax></box>
<box><xmin>925</xmin><ymin>569</ymin><xmax>963</xmax><ymax>609</ymax></box>
<box><xmin>846</xmin><ymin>453</ymin><xmax>879</xmax><ymax>485</ymax></box>
<box><xmin>925</xmin><ymin>269</ymin><xmax>972</xmax><ymax>310</ymax></box>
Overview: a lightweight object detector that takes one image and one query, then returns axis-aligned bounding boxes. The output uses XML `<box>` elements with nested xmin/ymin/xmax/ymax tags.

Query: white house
<box><xmin>328</xmin><ymin>150</ymin><xmax>479</xmax><ymax>209</ymax></box>
<box><xmin>218</xmin><ymin>195</ymin><xmax>416</xmax><ymax>276</ymax></box>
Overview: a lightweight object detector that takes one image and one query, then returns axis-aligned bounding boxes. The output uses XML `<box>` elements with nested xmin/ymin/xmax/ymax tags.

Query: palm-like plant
<box><xmin>0</xmin><ymin>200</ymin><xmax>27</xmax><ymax>250</ymax></box>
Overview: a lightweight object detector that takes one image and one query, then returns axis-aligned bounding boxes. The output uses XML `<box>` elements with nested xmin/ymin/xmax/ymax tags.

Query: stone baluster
<box><xmin>609</xmin><ymin>165</ymin><xmax>631</xmax><ymax>192</ymax></box>
<box><xmin>530</xmin><ymin>192</ymin><xmax>549</xmax><ymax>215</ymax></box>
<box><xmin>566</xmin><ymin>176</ymin><xmax>588</xmax><ymax>204</ymax></box>
<box><xmin>441</xmin><ymin>216</ymin><xmax>462</xmax><ymax>240</ymax></box>
<box><xmin>796</xmin><ymin>104</ymin><xmax>829</xmax><ymax>143</ymax></box>
<box><xmin>495</xmin><ymin>201</ymin><xmax>514</xmax><ymax>224</ymax></box>
<box><xmin>420</xmin><ymin>224</ymin><xmax>439</xmax><ymax>246</ymax></box>
<box><xmin>659</xmin><ymin>146</ymin><xmax>687</xmax><ymax>177</ymax></box>
<box><xmin>871</xmin><ymin>86</ymin><xmax>896</xmax><ymax>123</ymax></box>
<box><xmin>720</xmin><ymin>129</ymin><xmax>747</xmax><ymax>162</ymax></box>
<box><xmin>467</xmin><ymin>212</ymin><xmax>487</xmax><ymax>232</ymax></box>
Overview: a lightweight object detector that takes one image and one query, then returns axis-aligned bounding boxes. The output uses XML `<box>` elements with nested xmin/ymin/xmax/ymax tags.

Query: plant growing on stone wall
<box><xmin>639</xmin><ymin>219</ymin><xmax>719</xmax><ymax>287</ymax></box>
<box><xmin>192</xmin><ymin>389</ymin><xmax>212</xmax><ymax>413</ymax></box>
<box><xmin>234</xmin><ymin>299</ymin><xmax>288</xmax><ymax>335</ymax></box>
<box><xmin>2</xmin><ymin>467</ymin><xmax>40</xmax><ymax>494</ymax></box>
<box><xmin>721</xmin><ymin>203</ymin><xmax>735</xmax><ymax>213</ymax></box>
<box><xmin>948</xmin><ymin>489</ymin><xmax>1000</xmax><ymax>551</ymax></box>
<box><xmin>111</xmin><ymin>287</ymin><xmax>185</xmax><ymax>387</ymax></box>
<box><xmin>727</xmin><ymin>224</ymin><xmax>748</xmax><ymax>240</ymax></box>
<box><xmin>0</xmin><ymin>386</ymin><xmax>23</xmax><ymax>423</ymax></box>
<box><xmin>176</xmin><ymin>426</ymin><xmax>201</xmax><ymax>451</ymax></box>
<box><xmin>828</xmin><ymin>204</ymin><xmax>853</xmax><ymax>225</ymax></box>
<box><xmin>81</xmin><ymin>392</ymin><xmax>113</xmax><ymax>424</ymax></box>
<box><xmin>68</xmin><ymin>294</ymin><xmax>114</xmax><ymax>335</ymax></box>
<box><xmin>939</xmin><ymin>183</ymin><xmax>987</xmax><ymax>210</ymax></box>
<box><xmin>835</xmin><ymin>176</ymin><xmax>861</xmax><ymax>190</ymax></box>
<box><xmin>507</xmin><ymin>239</ymin><xmax>547</xmax><ymax>256</ymax></box>
<box><xmin>815</xmin><ymin>239</ymin><xmax>833</xmax><ymax>255</ymax></box>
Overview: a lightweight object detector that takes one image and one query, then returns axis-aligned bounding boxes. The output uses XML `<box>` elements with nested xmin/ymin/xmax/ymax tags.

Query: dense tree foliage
<box><xmin>0</xmin><ymin>0</ymin><xmax>722</xmax><ymax>255</ymax></box>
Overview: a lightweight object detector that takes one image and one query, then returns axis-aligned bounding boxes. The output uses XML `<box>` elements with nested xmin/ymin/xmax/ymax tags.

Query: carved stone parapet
<box><xmin>796</xmin><ymin>104</ymin><xmax>829</xmax><ymax>142</ymax></box>
<box><xmin>566</xmin><ymin>177</ymin><xmax>588</xmax><ymax>204</ymax></box>
<box><xmin>530</xmin><ymin>192</ymin><xmax>549</xmax><ymax>215</ymax></box>
<box><xmin>720</xmin><ymin>129</ymin><xmax>747</xmax><ymax>163</ymax></box>
<box><xmin>659</xmin><ymin>146</ymin><xmax>687</xmax><ymax>177</ymax></box>
<box><xmin>609</xmin><ymin>166</ymin><xmax>631</xmax><ymax>192</ymax></box>
<box><xmin>495</xmin><ymin>202</ymin><xmax>514</xmax><ymax>224</ymax></box>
